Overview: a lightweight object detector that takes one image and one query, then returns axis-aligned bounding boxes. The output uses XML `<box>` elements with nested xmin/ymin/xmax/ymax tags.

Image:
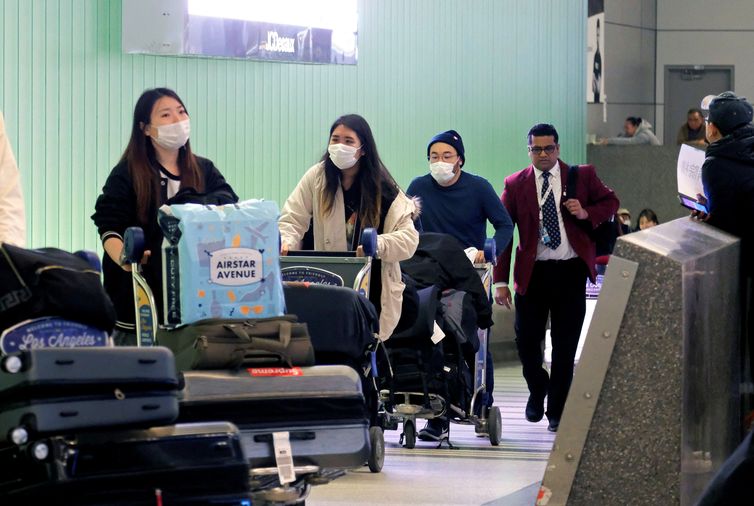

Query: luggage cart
<box><xmin>468</xmin><ymin>244</ymin><xmax>503</xmax><ymax>444</ymax></box>
<box><xmin>121</xmin><ymin>226</ymin><xmax>373</xmax><ymax>504</ymax></box>
<box><xmin>280</xmin><ymin>228</ymin><xmax>386</xmax><ymax>473</ymax></box>
<box><xmin>379</xmin><ymin>238</ymin><xmax>502</xmax><ymax>448</ymax></box>
<box><xmin>280</xmin><ymin>228</ymin><xmax>377</xmax><ymax>297</ymax></box>
<box><xmin>121</xmin><ymin>227</ymin><xmax>157</xmax><ymax>347</ymax></box>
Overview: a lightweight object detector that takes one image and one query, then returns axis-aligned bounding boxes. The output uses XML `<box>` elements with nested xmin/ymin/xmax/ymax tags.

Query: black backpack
<box><xmin>0</xmin><ymin>243</ymin><xmax>117</xmax><ymax>332</ymax></box>
<box><xmin>566</xmin><ymin>164</ymin><xmax>620</xmax><ymax>254</ymax></box>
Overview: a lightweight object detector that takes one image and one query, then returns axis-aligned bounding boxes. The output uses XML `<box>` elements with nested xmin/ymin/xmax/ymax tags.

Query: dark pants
<box><xmin>514</xmin><ymin>258</ymin><xmax>587</xmax><ymax>421</ymax></box>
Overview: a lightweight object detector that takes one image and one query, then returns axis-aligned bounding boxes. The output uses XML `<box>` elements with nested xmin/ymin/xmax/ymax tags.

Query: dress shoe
<box><xmin>547</xmin><ymin>418</ymin><xmax>560</xmax><ymax>432</ymax></box>
<box><xmin>525</xmin><ymin>394</ymin><xmax>545</xmax><ymax>423</ymax></box>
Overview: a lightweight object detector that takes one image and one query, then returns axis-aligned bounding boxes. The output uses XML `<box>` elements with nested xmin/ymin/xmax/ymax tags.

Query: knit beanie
<box><xmin>427</xmin><ymin>130</ymin><xmax>465</xmax><ymax>165</ymax></box>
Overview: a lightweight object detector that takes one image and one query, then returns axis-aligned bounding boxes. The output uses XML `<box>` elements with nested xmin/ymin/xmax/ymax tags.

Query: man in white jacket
<box><xmin>0</xmin><ymin>111</ymin><xmax>26</xmax><ymax>247</ymax></box>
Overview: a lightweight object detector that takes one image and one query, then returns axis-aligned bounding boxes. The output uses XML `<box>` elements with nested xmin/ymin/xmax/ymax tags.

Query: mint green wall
<box><xmin>0</xmin><ymin>0</ymin><xmax>585</xmax><ymax>251</ymax></box>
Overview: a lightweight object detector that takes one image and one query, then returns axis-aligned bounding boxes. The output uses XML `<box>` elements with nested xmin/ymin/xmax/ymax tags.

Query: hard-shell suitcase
<box><xmin>178</xmin><ymin>365</ymin><xmax>370</xmax><ymax>470</ymax></box>
<box><xmin>0</xmin><ymin>347</ymin><xmax>180</xmax><ymax>441</ymax></box>
<box><xmin>0</xmin><ymin>422</ymin><xmax>251</xmax><ymax>505</ymax></box>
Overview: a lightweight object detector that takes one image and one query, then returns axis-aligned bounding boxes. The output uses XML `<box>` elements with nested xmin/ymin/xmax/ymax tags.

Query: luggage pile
<box><xmin>155</xmin><ymin>313</ymin><xmax>373</xmax><ymax>503</ymax></box>
<box><xmin>0</xmin><ymin>346</ymin><xmax>252</xmax><ymax>505</ymax></box>
<box><xmin>127</xmin><ymin>199</ymin><xmax>378</xmax><ymax>504</ymax></box>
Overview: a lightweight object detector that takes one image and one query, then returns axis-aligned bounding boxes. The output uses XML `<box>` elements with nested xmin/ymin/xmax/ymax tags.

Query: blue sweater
<box><xmin>407</xmin><ymin>171</ymin><xmax>513</xmax><ymax>253</ymax></box>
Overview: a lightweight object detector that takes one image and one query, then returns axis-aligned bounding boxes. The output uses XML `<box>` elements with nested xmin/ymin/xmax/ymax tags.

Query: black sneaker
<box><xmin>417</xmin><ymin>418</ymin><xmax>449</xmax><ymax>441</ymax></box>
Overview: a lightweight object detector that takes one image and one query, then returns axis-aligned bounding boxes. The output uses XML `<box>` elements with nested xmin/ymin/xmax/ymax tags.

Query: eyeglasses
<box><xmin>528</xmin><ymin>145</ymin><xmax>557</xmax><ymax>155</ymax></box>
<box><xmin>429</xmin><ymin>153</ymin><xmax>459</xmax><ymax>163</ymax></box>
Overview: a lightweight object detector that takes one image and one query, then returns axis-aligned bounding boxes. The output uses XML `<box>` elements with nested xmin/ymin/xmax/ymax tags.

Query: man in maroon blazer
<box><xmin>493</xmin><ymin>123</ymin><xmax>619</xmax><ymax>432</ymax></box>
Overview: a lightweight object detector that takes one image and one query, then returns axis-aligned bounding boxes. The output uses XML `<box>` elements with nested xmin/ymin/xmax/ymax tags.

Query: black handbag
<box><xmin>157</xmin><ymin>316</ymin><xmax>315</xmax><ymax>371</ymax></box>
<box><xmin>0</xmin><ymin>243</ymin><xmax>116</xmax><ymax>332</ymax></box>
<box><xmin>566</xmin><ymin>164</ymin><xmax>614</xmax><ymax>242</ymax></box>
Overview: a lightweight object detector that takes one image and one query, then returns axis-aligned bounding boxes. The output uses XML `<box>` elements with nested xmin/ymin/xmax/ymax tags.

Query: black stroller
<box><xmin>379</xmin><ymin>233</ymin><xmax>502</xmax><ymax>448</ymax></box>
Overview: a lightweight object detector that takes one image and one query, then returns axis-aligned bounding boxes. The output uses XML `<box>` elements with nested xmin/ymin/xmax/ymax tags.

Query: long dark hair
<box><xmin>319</xmin><ymin>114</ymin><xmax>399</xmax><ymax>228</ymax></box>
<box><xmin>121</xmin><ymin>88</ymin><xmax>204</xmax><ymax>224</ymax></box>
<box><xmin>637</xmin><ymin>208</ymin><xmax>659</xmax><ymax>226</ymax></box>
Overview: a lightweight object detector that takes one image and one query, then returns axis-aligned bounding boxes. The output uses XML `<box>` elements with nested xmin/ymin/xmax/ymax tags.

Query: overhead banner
<box><xmin>587</xmin><ymin>0</ymin><xmax>605</xmax><ymax>103</ymax></box>
<box><xmin>186</xmin><ymin>0</ymin><xmax>357</xmax><ymax>64</ymax></box>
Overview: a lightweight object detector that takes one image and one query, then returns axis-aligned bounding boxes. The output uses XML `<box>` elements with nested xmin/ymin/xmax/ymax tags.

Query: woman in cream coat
<box><xmin>279</xmin><ymin>114</ymin><xmax>419</xmax><ymax>340</ymax></box>
<box><xmin>0</xmin><ymin>111</ymin><xmax>26</xmax><ymax>247</ymax></box>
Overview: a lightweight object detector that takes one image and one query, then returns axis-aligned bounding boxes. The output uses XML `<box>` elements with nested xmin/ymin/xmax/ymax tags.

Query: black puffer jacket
<box><xmin>400</xmin><ymin>232</ymin><xmax>493</xmax><ymax>329</ymax></box>
<box><xmin>91</xmin><ymin>156</ymin><xmax>238</xmax><ymax>331</ymax></box>
<box><xmin>702</xmin><ymin>124</ymin><xmax>754</xmax><ymax>274</ymax></box>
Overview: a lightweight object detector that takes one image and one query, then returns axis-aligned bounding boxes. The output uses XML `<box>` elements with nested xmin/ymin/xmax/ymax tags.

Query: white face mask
<box><xmin>328</xmin><ymin>143</ymin><xmax>361</xmax><ymax>170</ymax></box>
<box><xmin>429</xmin><ymin>161</ymin><xmax>455</xmax><ymax>184</ymax></box>
<box><xmin>153</xmin><ymin>119</ymin><xmax>190</xmax><ymax>150</ymax></box>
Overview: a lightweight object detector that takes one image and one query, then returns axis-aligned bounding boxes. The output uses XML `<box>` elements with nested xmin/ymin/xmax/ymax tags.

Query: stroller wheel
<box><xmin>403</xmin><ymin>419</ymin><xmax>416</xmax><ymax>449</ymax></box>
<box><xmin>368</xmin><ymin>426</ymin><xmax>385</xmax><ymax>473</ymax></box>
<box><xmin>488</xmin><ymin>406</ymin><xmax>502</xmax><ymax>446</ymax></box>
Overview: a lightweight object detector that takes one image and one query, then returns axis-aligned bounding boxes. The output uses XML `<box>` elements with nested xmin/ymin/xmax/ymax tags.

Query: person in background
<box><xmin>600</xmin><ymin>116</ymin><xmax>660</xmax><ymax>145</ymax></box>
<box><xmin>0</xmin><ymin>111</ymin><xmax>26</xmax><ymax>247</ymax></box>
<box><xmin>617</xmin><ymin>208</ymin><xmax>632</xmax><ymax>234</ymax></box>
<box><xmin>696</xmin><ymin>92</ymin><xmax>754</xmax><ymax>433</ymax></box>
<box><xmin>698</xmin><ymin>91</ymin><xmax>754</xmax><ymax>250</ymax></box>
<box><xmin>279</xmin><ymin>113</ymin><xmax>419</xmax><ymax>342</ymax></box>
<box><xmin>637</xmin><ymin>208</ymin><xmax>659</xmax><ymax>230</ymax></box>
<box><xmin>92</xmin><ymin>87</ymin><xmax>238</xmax><ymax>344</ymax></box>
<box><xmin>593</xmin><ymin>207</ymin><xmax>632</xmax><ymax>264</ymax></box>
<box><xmin>406</xmin><ymin>129</ymin><xmax>514</xmax><ymax>441</ymax></box>
<box><xmin>677</xmin><ymin>108</ymin><xmax>708</xmax><ymax>147</ymax></box>
<box><xmin>494</xmin><ymin>123</ymin><xmax>619</xmax><ymax>432</ymax></box>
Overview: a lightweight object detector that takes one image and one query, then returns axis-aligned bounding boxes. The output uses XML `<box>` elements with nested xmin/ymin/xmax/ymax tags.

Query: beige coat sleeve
<box><xmin>279</xmin><ymin>164</ymin><xmax>319</xmax><ymax>249</ymax></box>
<box><xmin>0</xmin><ymin>112</ymin><xmax>26</xmax><ymax>247</ymax></box>
<box><xmin>376</xmin><ymin>192</ymin><xmax>419</xmax><ymax>340</ymax></box>
<box><xmin>376</xmin><ymin>194</ymin><xmax>419</xmax><ymax>262</ymax></box>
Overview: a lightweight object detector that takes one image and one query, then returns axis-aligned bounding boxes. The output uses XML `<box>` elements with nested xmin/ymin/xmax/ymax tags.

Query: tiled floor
<box><xmin>308</xmin><ymin>363</ymin><xmax>555</xmax><ymax>506</ymax></box>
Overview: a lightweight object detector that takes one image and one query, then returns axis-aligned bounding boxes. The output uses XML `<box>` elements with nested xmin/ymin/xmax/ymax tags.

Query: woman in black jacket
<box><xmin>92</xmin><ymin>87</ymin><xmax>238</xmax><ymax>344</ymax></box>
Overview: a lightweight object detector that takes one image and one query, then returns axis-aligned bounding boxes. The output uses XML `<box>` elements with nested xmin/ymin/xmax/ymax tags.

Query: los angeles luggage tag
<box><xmin>0</xmin><ymin>316</ymin><xmax>109</xmax><ymax>355</ymax></box>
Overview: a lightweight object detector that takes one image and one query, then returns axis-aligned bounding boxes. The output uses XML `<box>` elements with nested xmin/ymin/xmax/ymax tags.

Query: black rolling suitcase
<box><xmin>178</xmin><ymin>365</ymin><xmax>370</xmax><ymax>470</ymax></box>
<box><xmin>0</xmin><ymin>347</ymin><xmax>180</xmax><ymax>442</ymax></box>
<box><xmin>0</xmin><ymin>422</ymin><xmax>251</xmax><ymax>505</ymax></box>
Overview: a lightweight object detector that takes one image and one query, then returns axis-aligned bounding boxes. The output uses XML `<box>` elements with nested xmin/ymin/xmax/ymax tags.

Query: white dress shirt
<box><xmin>533</xmin><ymin>162</ymin><xmax>577</xmax><ymax>261</ymax></box>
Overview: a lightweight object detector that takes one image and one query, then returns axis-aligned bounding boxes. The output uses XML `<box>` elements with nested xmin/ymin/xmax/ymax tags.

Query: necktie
<box><xmin>541</xmin><ymin>172</ymin><xmax>561</xmax><ymax>249</ymax></box>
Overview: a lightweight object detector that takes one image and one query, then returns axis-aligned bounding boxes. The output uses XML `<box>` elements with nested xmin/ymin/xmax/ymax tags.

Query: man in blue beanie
<box><xmin>407</xmin><ymin>129</ymin><xmax>513</xmax><ymax>441</ymax></box>
<box><xmin>409</xmin><ymin>130</ymin><xmax>513</xmax><ymax>262</ymax></box>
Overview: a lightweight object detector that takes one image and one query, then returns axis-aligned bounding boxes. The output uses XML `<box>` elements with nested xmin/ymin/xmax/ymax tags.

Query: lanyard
<box><xmin>536</xmin><ymin>177</ymin><xmax>556</xmax><ymax>221</ymax></box>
